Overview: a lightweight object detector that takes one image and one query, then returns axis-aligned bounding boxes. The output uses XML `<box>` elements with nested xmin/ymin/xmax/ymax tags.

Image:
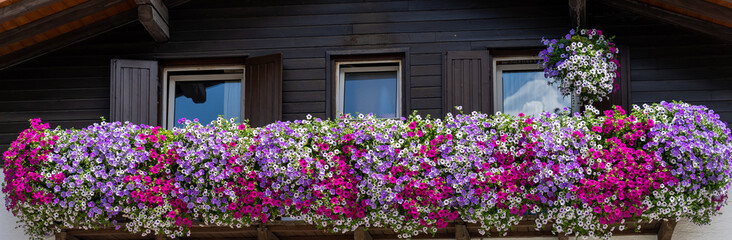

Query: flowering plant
<box><xmin>539</xmin><ymin>28</ymin><xmax>620</xmax><ymax>104</ymax></box>
<box><xmin>3</xmin><ymin>102</ymin><xmax>731</xmax><ymax>240</ymax></box>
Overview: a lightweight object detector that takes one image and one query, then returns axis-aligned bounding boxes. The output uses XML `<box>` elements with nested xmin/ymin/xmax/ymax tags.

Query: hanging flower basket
<box><xmin>539</xmin><ymin>29</ymin><xmax>620</xmax><ymax>104</ymax></box>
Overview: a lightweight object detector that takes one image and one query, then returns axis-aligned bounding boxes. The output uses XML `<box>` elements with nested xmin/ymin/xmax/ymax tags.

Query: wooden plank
<box><xmin>173</xmin><ymin>6</ymin><xmax>567</xmax><ymax>30</ymax></box>
<box><xmin>637</xmin><ymin>0</ymin><xmax>732</xmax><ymax>28</ymax></box>
<box><xmin>657</xmin><ymin>220</ymin><xmax>677</xmax><ymax>240</ymax></box>
<box><xmin>411</xmin><ymin>53</ymin><xmax>442</xmax><ymax>65</ymax></box>
<box><xmin>351</xmin><ymin>17</ymin><xmax>567</xmax><ymax>35</ymax></box>
<box><xmin>0</xmin><ymin>77</ymin><xmax>107</xmax><ymax>90</ymax></box>
<box><xmin>597</xmin><ymin>0</ymin><xmax>732</xmax><ymax>43</ymax></box>
<box><xmin>135</xmin><ymin>0</ymin><xmax>168</xmax><ymax>24</ymax></box>
<box><xmin>0</xmin><ymin>0</ymin><xmax>131</xmax><ymax>51</ymax></box>
<box><xmin>0</xmin><ymin>8</ymin><xmax>138</xmax><ymax>70</ymax></box>
<box><xmin>414</xmin><ymin>108</ymin><xmax>441</xmax><ymax>118</ymax></box>
<box><xmin>0</xmin><ymin>98</ymin><xmax>109</xmax><ymax>111</ymax></box>
<box><xmin>0</xmin><ymin>109</ymin><xmax>108</xmax><ymax>122</ymax></box>
<box><xmin>258</xmin><ymin>227</ymin><xmax>280</xmax><ymax>240</ymax></box>
<box><xmin>156</xmin><ymin>27</ymin><xmax>566</xmax><ymax>53</ymax></box>
<box><xmin>283</xmin><ymin>80</ymin><xmax>325</xmax><ymax>92</ymax></box>
<box><xmin>283</xmin><ymin>91</ymin><xmax>326</xmax><ymax>103</ymax></box>
<box><xmin>282</xmin><ymin>102</ymin><xmax>325</xmax><ymax>114</ymax></box>
<box><xmin>0</xmin><ymin>0</ymin><xmax>63</xmax><ymax>24</ymax></box>
<box><xmin>411</xmin><ymin>87</ymin><xmax>441</xmax><ymax>99</ymax></box>
<box><xmin>137</xmin><ymin>4</ymin><xmax>169</xmax><ymax>42</ymax></box>
<box><xmin>55</xmin><ymin>231</ymin><xmax>66</xmax><ymax>240</ymax></box>
<box><xmin>411</xmin><ymin>65</ymin><xmax>440</xmax><ymax>76</ymax></box>
<box><xmin>410</xmin><ymin>76</ymin><xmax>441</xmax><ymax>87</ymax></box>
<box><xmin>411</xmin><ymin>98</ymin><xmax>441</xmax><ymax>109</ymax></box>
<box><xmin>0</xmin><ymin>88</ymin><xmax>108</xmax><ymax>101</ymax></box>
<box><xmin>283</xmin><ymin>69</ymin><xmax>325</xmax><ymax>80</ymax></box>
<box><xmin>354</xmin><ymin>227</ymin><xmax>372</xmax><ymax>240</ymax></box>
<box><xmin>455</xmin><ymin>224</ymin><xmax>469</xmax><ymax>240</ymax></box>
<box><xmin>283</xmin><ymin>58</ymin><xmax>326</xmax><ymax>69</ymax></box>
<box><xmin>173</xmin><ymin>1</ymin><xmax>408</xmax><ymax>19</ymax></box>
<box><xmin>282</xmin><ymin>113</ymin><xmax>325</xmax><ymax>121</ymax></box>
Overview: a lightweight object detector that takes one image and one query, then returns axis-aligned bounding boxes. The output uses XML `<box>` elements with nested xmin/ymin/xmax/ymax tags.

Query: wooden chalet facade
<box><xmin>1</xmin><ymin>0</ymin><xmax>732</xmax><ymax>239</ymax></box>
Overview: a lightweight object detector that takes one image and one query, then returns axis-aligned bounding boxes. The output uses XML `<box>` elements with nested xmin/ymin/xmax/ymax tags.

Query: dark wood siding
<box><xmin>2</xmin><ymin>0</ymin><xmax>732</xmax><ymax>151</ymax></box>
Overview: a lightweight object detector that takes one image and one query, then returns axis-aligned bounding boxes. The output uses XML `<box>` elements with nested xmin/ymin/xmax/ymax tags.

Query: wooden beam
<box><xmin>0</xmin><ymin>8</ymin><xmax>139</xmax><ymax>70</ymax></box>
<box><xmin>0</xmin><ymin>0</ymin><xmax>131</xmax><ymax>50</ymax></box>
<box><xmin>0</xmin><ymin>0</ymin><xmax>63</xmax><ymax>24</ymax></box>
<box><xmin>455</xmin><ymin>224</ymin><xmax>470</xmax><ymax>240</ymax></box>
<box><xmin>55</xmin><ymin>231</ymin><xmax>66</xmax><ymax>240</ymax></box>
<box><xmin>637</xmin><ymin>0</ymin><xmax>732</xmax><ymax>28</ymax></box>
<box><xmin>568</xmin><ymin>0</ymin><xmax>586</xmax><ymax>28</ymax></box>
<box><xmin>597</xmin><ymin>0</ymin><xmax>732</xmax><ymax>43</ymax></box>
<box><xmin>354</xmin><ymin>227</ymin><xmax>372</xmax><ymax>240</ymax></box>
<box><xmin>658</xmin><ymin>220</ymin><xmax>677</xmax><ymax>240</ymax></box>
<box><xmin>258</xmin><ymin>227</ymin><xmax>280</xmax><ymax>240</ymax></box>
<box><xmin>136</xmin><ymin>0</ymin><xmax>169</xmax><ymax>42</ymax></box>
<box><xmin>135</xmin><ymin>0</ymin><xmax>168</xmax><ymax>24</ymax></box>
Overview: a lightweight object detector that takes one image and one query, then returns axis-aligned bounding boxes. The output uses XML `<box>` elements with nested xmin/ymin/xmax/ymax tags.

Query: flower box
<box><xmin>3</xmin><ymin>102</ymin><xmax>730</xmax><ymax>240</ymax></box>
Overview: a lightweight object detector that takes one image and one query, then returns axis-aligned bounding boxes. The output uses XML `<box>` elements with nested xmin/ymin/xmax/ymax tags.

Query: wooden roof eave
<box><xmin>0</xmin><ymin>0</ymin><xmax>189</xmax><ymax>71</ymax></box>
<box><xmin>596</xmin><ymin>0</ymin><xmax>732</xmax><ymax>43</ymax></box>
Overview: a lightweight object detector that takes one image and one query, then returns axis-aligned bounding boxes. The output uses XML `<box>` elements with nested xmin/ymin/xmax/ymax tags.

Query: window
<box><xmin>494</xmin><ymin>58</ymin><xmax>572</xmax><ymax>116</ymax></box>
<box><xmin>335</xmin><ymin>60</ymin><xmax>402</xmax><ymax>118</ymax></box>
<box><xmin>162</xmin><ymin>66</ymin><xmax>245</xmax><ymax>128</ymax></box>
<box><xmin>111</xmin><ymin>54</ymin><xmax>281</xmax><ymax>128</ymax></box>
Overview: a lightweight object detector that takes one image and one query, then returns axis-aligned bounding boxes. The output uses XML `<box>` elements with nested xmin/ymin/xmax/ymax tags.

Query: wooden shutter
<box><xmin>110</xmin><ymin>59</ymin><xmax>159</xmax><ymax>125</ymax></box>
<box><xmin>591</xmin><ymin>46</ymin><xmax>632</xmax><ymax>112</ymax></box>
<box><xmin>245</xmin><ymin>53</ymin><xmax>283</xmax><ymax>127</ymax></box>
<box><xmin>443</xmin><ymin>51</ymin><xmax>492</xmax><ymax>116</ymax></box>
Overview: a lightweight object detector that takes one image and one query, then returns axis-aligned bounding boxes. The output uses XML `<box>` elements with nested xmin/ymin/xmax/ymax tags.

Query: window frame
<box><xmin>161</xmin><ymin>65</ymin><xmax>245</xmax><ymax>129</ymax></box>
<box><xmin>335</xmin><ymin>60</ymin><xmax>403</xmax><ymax>119</ymax></box>
<box><xmin>493</xmin><ymin>56</ymin><xmax>577</xmax><ymax>114</ymax></box>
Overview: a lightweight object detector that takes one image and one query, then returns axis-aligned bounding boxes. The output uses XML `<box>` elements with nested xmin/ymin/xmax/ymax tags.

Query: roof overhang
<box><xmin>0</xmin><ymin>0</ymin><xmax>188</xmax><ymax>70</ymax></box>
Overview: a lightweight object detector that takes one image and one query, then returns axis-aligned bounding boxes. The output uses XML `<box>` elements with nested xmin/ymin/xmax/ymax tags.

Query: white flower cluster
<box><xmin>555</xmin><ymin>42</ymin><xmax>617</xmax><ymax>103</ymax></box>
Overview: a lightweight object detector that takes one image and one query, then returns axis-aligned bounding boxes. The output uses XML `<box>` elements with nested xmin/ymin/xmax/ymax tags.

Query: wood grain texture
<box><xmin>658</xmin><ymin>220</ymin><xmax>677</xmax><ymax>240</ymax></box>
<box><xmin>245</xmin><ymin>53</ymin><xmax>283</xmax><ymax>127</ymax></box>
<box><xmin>0</xmin><ymin>0</ymin><xmax>63</xmax><ymax>24</ymax></box>
<box><xmin>443</xmin><ymin>51</ymin><xmax>491</xmax><ymax>116</ymax></box>
<box><xmin>0</xmin><ymin>0</ymin><xmax>129</xmax><ymax>47</ymax></box>
<box><xmin>110</xmin><ymin>59</ymin><xmax>158</xmax><ymax>125</ymax></box>
<box><xmin>597</xmin><ymin>0</ymin><xmax>732</xmax><ymax>43</ymax></box>
<box><xmin>136</xmin><ymin>0</ymin><xmax>169</xmax><ymax>42</ymax></box>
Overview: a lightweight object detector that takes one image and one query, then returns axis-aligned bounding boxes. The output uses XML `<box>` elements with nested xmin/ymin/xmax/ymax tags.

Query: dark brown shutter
<box><xmin>245</xmin><ymin>53</ymin><xmax>283</xmax><ymax>127</ymax></box>
<box><xmin>443</xmin><ymin>51</ymin><xmax>492</xmax><ymax>116</ymax></box>
<box><xmin>110</xmin><ymin>59</ymin><xmax>159</xmax><ymax>125</ymax></box>
<box><xmin>591</xmin><ymin>46</ymin><xmax>632</xmax><ymax>112</ymax></box>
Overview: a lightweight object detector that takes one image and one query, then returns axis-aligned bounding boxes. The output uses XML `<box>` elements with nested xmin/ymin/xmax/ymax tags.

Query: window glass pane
<box><xmin>174</xmin><ymin>80</ymin><xmax>241</xmax><ymax>127</ymax></box>
<box><xmin>502</xmin><ymin>70</ymin><xmax>571</xmax><ymax>116</ymax></box>
<box><xmin>343</xmin><ymin>71</ymin><xmax>397</xmax><ymax>118</ymax></box>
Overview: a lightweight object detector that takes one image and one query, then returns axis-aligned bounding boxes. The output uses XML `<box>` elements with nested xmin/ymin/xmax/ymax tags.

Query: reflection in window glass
<box><xmin>343</xmin><ymin>71</ymin><xmax>397</xmax><ymax>118</ymax></box>
<box><xmin>174</xmin><ymin>80</ymin><xmax>240</xmax><ymax>127</ymax></box>
<box><xmin>502</xmin><ymin>71</ymin><xmax>571</xmax><ymax>116</ymax></box>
